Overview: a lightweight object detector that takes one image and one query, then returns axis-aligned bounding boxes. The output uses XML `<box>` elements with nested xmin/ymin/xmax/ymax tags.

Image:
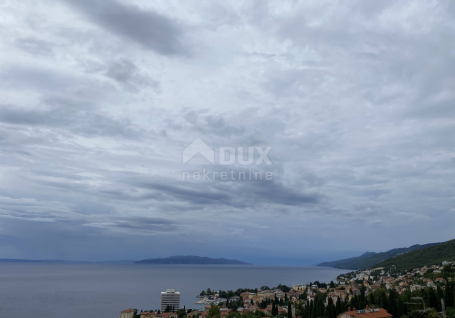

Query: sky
<box><xmin>0</xmin><ymin>0</ymin><xmax>454</xmax><ymax>265</ymax></box>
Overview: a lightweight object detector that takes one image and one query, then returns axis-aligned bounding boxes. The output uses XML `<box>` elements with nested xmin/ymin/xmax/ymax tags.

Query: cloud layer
<box><xmin>0</xmin><ymin>0</ymin><xmax>454</xmax><ymax>264</ymax></box>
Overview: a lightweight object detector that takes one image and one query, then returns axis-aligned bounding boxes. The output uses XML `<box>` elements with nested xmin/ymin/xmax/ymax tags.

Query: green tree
<box><xmin>311</xmin><ymin>301</ymin><xmax>316</xmax><ymax>318</ymax></box>
<box><xmin>227</xmin><ymin>311</ymin><xmax>238</xmax><ymax>318</ymax></box>
<box><xmin>368</xmin><ymin>293</ymin><xmax>375</xmax><ymax>306</ymax></box>
<box><xmin>445</xmin><ymin>282</ymin><xmax>454</xmax><ymax>308</ymax></box>
<box><xmin>360</xmin><ymin>284</ymin><xmax>366</xmax><ymax>307</ymax></box>
<box><xmin>323</xmin><ymin>308</ymin><xmax>330</xmax><ymax>318</ymax></box>
<box><xmin>427</xmin><ymin>287</ymin><xmax>439</xmax><ymax>310</ymax></box>
<box><xmin>336</xmin><ymin>297</ymin><xmax>342</xmax><ymax>315</ymax></box>
<box><xmin>176</xmin><ymin>308</ymin><xmax>186</xmax><ymax>318</ymax></box>
<box><xmin>388</xmin><ymin>288</ymin><xmax>398</xmax><ymax>317</ymax></box>
<box><xmin>397</xmin><ymin>297</ymin><xmax>404</xmax><ymax>318</ymax></box>
<box><xmin>208</xmin><ymin>304</ymin><xmax>220</xmax><ymax>318</ymax></box>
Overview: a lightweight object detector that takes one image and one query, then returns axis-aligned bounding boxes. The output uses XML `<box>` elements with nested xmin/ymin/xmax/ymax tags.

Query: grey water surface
<box><xmin>0</xmin><ymin>264</ymin><xmax>348</xmax><ymax>318</ymax></box>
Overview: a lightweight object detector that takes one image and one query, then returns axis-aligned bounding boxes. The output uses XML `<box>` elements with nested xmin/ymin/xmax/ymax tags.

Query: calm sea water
<box><xmin>0</xmin><ymin>264</ymin><xmax>348</xmax><ymax>318</ymax></box>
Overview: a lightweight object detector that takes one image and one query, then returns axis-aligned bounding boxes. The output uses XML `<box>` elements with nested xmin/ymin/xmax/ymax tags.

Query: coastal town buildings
<box><xmin>121</xmin><ymin>261</ymin><xmax>455</xmax><ymax>318</ymax></box>
<box><xmin>120</xmin><ymin>308</ymin><xmax>137</xmax><ymax>318</ymax></box>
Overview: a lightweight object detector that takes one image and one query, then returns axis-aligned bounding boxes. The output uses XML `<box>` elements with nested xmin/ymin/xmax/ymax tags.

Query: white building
<box><xmin>293</xmin><ymin>284</ymin><xmax>307</xmax><ymax>291</ymax></box>
<box><xmin>161</xmin><ymin>289</ymin><xmax>181</xmax><ymax>311</ymax></box>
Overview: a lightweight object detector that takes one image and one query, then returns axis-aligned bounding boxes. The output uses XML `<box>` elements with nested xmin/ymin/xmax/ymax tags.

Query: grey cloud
<box><xmin>184</xmin><ymin>111</ymin><xmax>247</xmax><ymax>138</ymax></box>
<box><xmin>64</xmin><ymin>0</ymin><xmax>186</xmax><ymax>55</ymax></box>
<box><xmin>105</xmin><ymin>60</ymin><xmax>138</xmax><ymax>82</ymax></box>
<box><xmin>111</xmin><ymin>216</ymin><xmax>178</xmax><ymax>232</ymax></box>
<box><xmin>105</xmin><ymin>59</ymin><xmax>161</xmax><ymax>92</ymax></box>
<box><xmin>0</xmin><ymin>102</ymin><xmax>142</xmax><ymax>139</ymax></box>
<box><xmin>0</xmin><ymin>63</ymin><xmax>121</xmax><ymax>104</ymax></box>
<box><xmin>132</xmin><ymin>181</ymin><xmax>233</xmax><ymax>205</ymax></box>
<box><xmin>128</xmin><ymin>171</ymin><xmax>320</xmax><ymax>210</ymax></box>
<box><xmin>15</xmin><ymin>37</ymin><xmax>54</xmax><ymax>56</ymax></box>
<box><xmin>1</xmin><ymin>65</ymin><xmax>79</xmax><ymax>92</ymax></box>
<box><xmin>244</xmin><ymin>178</ymin><xmax>320</xmax><ymax>206</ymax></box>
<box><xmin>0</xmin><ymin>195</ymin><xmax>178</xmax><ymax>234</ymax></box>
<box><xmin>262</xmin><ymin>69</ymin><xmax>328</xmax><ymax>98</ymax></box>
<box><xmin>1</xmin><ymin>0</ymin><xmax>455</xmax><ymax>262</ymax></box>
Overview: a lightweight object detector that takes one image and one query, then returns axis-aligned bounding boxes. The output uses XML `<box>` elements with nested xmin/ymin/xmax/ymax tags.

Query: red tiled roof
<box><xmin>122</xmin><ymin>309</ymin><xmax>136</xmax><ymax>313</ymax></box>
<box><xmin>341</xmin><ymin>308</ymin><xmax>392</xmax><ymax>318</ymax></box>
<box><xmin>157</xmin><ymin>313</ymin><xmax>177</xmax><ymax>318</ymax></box>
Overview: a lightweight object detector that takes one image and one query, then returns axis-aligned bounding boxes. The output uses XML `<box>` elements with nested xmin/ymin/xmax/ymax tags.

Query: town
<box><xmin>119</xmin><ymin>262</ymin><xmax>455</xmax><ymax>318</ymax></box>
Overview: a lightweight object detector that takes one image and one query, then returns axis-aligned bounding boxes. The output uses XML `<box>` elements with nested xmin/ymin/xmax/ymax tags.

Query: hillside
<box><xmin>317</xmin><ymin>252</ymin><xmax>377</xmax><ymax>270</ymax></box>
<box><xmin>317</xmin><ymin>242</ymin><xmax>441</xmax><ymax>270</ymax></box>
<box><xmin>373</xmin><ymin>238</ymin><xmax>455</xmax><ymax>271</ymax></box>
<box><xmin>135</xmin><ymin>255</ymin><xmax>251</xmax><ymax>265</ymax></box>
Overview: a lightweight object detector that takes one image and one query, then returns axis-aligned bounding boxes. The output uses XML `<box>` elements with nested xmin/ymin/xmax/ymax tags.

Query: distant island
<box><xmin>134</xmin><ymin>255</ymin><xmax>251</xmax><ymax>265</ymax></box>
<box><xmin>0</xmin><ymin>256</ymin><xmax>250</xmax><ymax>265</ymax></box>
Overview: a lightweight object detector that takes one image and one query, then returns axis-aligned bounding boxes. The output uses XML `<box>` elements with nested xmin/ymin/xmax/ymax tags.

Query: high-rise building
<box><xmin>160</xmin><ymin>289</ymin><xmax>180</xmax><ymax>311</ymax></box>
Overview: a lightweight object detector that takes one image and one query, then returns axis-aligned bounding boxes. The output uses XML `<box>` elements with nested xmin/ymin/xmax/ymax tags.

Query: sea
<box><xmin>0</xmin><ymin>264</ymin><xmax>348</xmax><ymax>318</ymax></box>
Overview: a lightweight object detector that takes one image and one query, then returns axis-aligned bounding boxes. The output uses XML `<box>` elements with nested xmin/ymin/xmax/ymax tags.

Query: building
<box><xmin>157</xmin><ymin>313</ymin><xmax>178</xmax><ymax>318</ymax></box>
<box><xmin>120</xmin><ymin>309</ymin><xmax>137</xmax><ymax>318</ymax></box>
<box><xmin>161</xmin><ymin>289</ymin><xmax>181</xmax><ymax>311</ymax></box>
<box><xmin>338</xmin><ymin>306</ymin><xmax>392</xmax><ymax>318</ymax></box>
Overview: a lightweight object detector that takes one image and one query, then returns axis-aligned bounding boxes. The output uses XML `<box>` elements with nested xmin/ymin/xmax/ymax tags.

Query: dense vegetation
<box><xmin>294</xmin><ymin>282</ymin><xmax>455</xmax><ymax>318</ymax></box>
<box><xmin>375</xmin><ymin>239</ymin><xmax>455</xmax><ymax>271</ymax></box>
<box><xmin>200</xmin><ymin>287</ymin><xmax>259</xmax><ymax>298</ymax></box>
<box><xmin>199</xmin><ymin>285</ymin><xmax>293</xmax><ymax>298</ymax></box>
<box><xmin>317</xmin><ymin>243</ymin><xmax>441</xmax><ymax>270</ymax></box>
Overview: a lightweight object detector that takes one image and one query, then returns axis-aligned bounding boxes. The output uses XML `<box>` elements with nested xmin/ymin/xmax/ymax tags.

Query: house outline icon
<box><xmin>182</xmin><ymin>138</ymin><xmax>215</xmax><ymax>164</ymax></box>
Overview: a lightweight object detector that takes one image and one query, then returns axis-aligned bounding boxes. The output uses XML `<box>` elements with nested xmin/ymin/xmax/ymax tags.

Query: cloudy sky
<box><xmin>0</xmin><ymin>0</ymin><xmax>454</xmax><ymax>265</ymax></box>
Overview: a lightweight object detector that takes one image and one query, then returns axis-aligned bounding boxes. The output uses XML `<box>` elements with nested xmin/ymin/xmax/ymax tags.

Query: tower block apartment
<box><xmin>160</xmin><ymin>289</ymin><xmax>180</xmax><ymax>311</ymax></box>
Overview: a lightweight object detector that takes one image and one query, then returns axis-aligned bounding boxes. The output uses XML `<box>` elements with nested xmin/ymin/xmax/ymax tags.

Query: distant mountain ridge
<box><xmin>135</xmin><ymin>255</ymin><xmax>251</xmax><ymax>265</ymax></box>
<box><xmin>0</xmin><ymin>256</ymin><xmax>250</xmax><ymax>265</ymax></box>
<box><xmin>0</xmin><ymin>259</ymin><xmax>136</xmax><ymax>264</ymax></box>
<box><xmin>317</xmin><ymin>242</ymin><xmax>441</xmax><ymax>270</ymax></box>
<box><xmin>373</xmin><ymin>238</ymin><xmax>455</xmax><ymax>271</ymax></box>
<box><xmin>0</xmin><ymin>259</ymin><xmax>92</xmax><ymax>264</ymax></box>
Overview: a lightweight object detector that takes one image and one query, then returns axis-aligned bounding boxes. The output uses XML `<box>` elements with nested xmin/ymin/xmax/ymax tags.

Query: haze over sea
<box><xmin>0</xmin><ymin>264</ymin><xmax>347</xmax><ymax>318</ymax></box>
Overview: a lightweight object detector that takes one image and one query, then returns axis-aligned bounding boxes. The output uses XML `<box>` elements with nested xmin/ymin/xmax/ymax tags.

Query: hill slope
<box><xmin>373</xmin><ymin>238</ymin><xmax>455</xmax><ymax>271</ymax></box>
<box><xmin>317</xmin><ymin>252</ymin><xmax>378</xmax><ymax>270</ymax></box>
<box><xmin>135</xmin><ymin>255</ymin><xmax>251</xmax><ymax>265</ymax></box>
<box><xmin>317</xmin><ymin>243</ymin><xmax>441</xmax><ymax>270</ymax></box>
